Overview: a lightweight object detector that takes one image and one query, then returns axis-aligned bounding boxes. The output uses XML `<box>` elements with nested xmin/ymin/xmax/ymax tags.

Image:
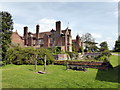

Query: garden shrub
<box><xmin>37</xmin><ymin>60</ymin><xmax>44</xmax><ymax>65</ymax></box>
<box><xmin>37</xmin><ymin>48</ymin><xmax>54</xmax><ymax>65</ymax></box>
<box><xmin>4</xmin><ymin>46</ymin><xmax>54</xmax><ymax>65</ymax></box>
<box><xmin>48</xmin><ymin>46</ymin><xmax>65</xmax><ymax>55</ymax></box>
<box><xmin>97</xmin><ymin>55</ymin><xmax>109</xmax><ymax>62</ymax></box>
<box><xmin>95</xmin><ymin>50</ymin><xmax>111</xmax><ymax>62</ymax></box>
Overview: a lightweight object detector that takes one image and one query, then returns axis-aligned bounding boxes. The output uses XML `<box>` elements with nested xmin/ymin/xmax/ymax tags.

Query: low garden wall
<box><xmin>54</xmin><ymin>60</ymin><xmax>113</xmax><ymax>70</ymax></box>
<box><xmin>54</xmin><ymin>54</ymin><xmax>69</xmax><ymax>60</ymax></box>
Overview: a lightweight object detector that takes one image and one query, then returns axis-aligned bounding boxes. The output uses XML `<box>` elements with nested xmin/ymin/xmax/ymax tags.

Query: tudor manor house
<box><xmin>11</xmin><ymin>21</ymin><xmax>83</xmax><ymax>52</ymax></box>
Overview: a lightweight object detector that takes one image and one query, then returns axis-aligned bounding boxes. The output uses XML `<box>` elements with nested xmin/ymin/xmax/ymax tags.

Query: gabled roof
<box><xmin>12</xmin><ymin>31</ymin><xmax>23</xmax><ymax>40</ymax></box>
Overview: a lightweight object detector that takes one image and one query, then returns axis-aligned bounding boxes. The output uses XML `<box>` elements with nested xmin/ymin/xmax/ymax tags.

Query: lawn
<box><xmin>1</xmin><ymin>55</ymin><xmax>120</xmax><ymax>88</ymax></box>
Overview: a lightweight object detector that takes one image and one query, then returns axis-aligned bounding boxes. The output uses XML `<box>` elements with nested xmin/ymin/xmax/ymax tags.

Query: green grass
<box><xmin>109</xmin><ymin>55</ymin><xmax>119</xmax><ymax>67</ymax></box>
<box><xmin>2</xmin><ymin>55</ymin><xmax>120</xmax><ymax>88</ymax></box>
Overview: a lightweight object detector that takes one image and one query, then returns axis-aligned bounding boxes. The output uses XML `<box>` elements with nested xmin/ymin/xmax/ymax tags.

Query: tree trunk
<box><xmin>34</xmin><ymin>55</ymin><xmax>37</xmax><ymax>71</ymax></box>
<box><xmin>44</xmin><ymin>55</ymin><xmax>46</xmax><ymax>71</ymax></box>
<box><xmin>66</xmin><ymin>62</ymin><xmax>68</xmax><ymax>70</ymax></box>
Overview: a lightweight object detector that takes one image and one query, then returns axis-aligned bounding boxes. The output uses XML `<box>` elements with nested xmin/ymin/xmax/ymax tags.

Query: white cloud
<box><xmin>36</xmin><ymin>18</ymin><xmax>56</xmax><ymax>32</ymax></box>
<box><xmin>36</xmin><ymin>18</ymin><xmax>68</xmax><ymax>32</ymax></box>
<box><xmin>106</xmin><ymin>37</ymin><xmax>115</xmax><ymax>50</ymax></box>
<box><xmin>91</xmin><ymin>33</ymin><xmax>102</xmax><ymax>39</ymax></box>
<box><xmin>14</xmin><ymin>18</ymin><xmax>57</xmax><ymax>36</ymax></box>
<box><xmin>72</xmin><ymin>31</ymin><xmax>83</xmax><ymax>39</ymax></box>
<box><xmin>95</xmin><ymin>36</ymin><xmax>116</xmax><ymax>50</ymax></box>
<box><xmin>112</xmin><ymin>0</ymin><xmax>120</xmax><ymax>2</ymax></box>
<box><xmin>114</xmin><ymin>11</ymin><xmax>118</xmax><ymax>18</ymax></box>
<box><xmin>14</xmin><ymin>18</ymin><xmax>71</xmax><ymax>36</ymax></box>
<box><xmin>0</xmin><ymin>0</ymin><xmax>116</xmax><ymax>2</ymax></box>
<box><xmin>115</xmin><ymin>32</ymin><xmax>120</xmax><ymax>36</ymax></box>
<box><xmin>98</xmin><ymin>37</ymin><xmax>115</xmax><ymax>50</ymax></box>
<box><xmin>13</xmin><ymin>23</ymin><xmax>25</xmax><ymax>36</ymax></box>
<box><xmin>108</xmin><ymin>0</ymin><xmax>120</xmax><ymax>2</ymax></box>
<box><xmin>13</xmin><ymin>23</ymin><xmax>34</xmax><ymax>36</ymax></box>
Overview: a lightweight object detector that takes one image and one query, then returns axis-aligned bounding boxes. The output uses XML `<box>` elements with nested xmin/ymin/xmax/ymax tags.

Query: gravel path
<box><xmin>111</xmin><ymin>53</ymin><xmax>120</xmax><ymax>56</ymax></box>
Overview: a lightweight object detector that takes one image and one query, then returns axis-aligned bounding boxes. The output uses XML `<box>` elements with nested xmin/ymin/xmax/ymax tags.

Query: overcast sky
<box><xmin>0</xmin><ymin>1</ymin><xmax>119</xmax><ymax>50</ymax></box>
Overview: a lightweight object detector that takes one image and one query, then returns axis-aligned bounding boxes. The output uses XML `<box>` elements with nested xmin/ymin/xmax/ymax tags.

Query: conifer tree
<box><xmin>114</xmin><ymin>35</ymin><xmax>120</xmax><ymax>52</ymax></box>
<box><xmin>0</xmin><ymin>11</ymin><xmax>13</xmax><ymax>61</ymax></box>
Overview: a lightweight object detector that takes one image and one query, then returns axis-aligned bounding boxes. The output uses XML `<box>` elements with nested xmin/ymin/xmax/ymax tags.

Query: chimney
<box><xmin>36</xmin><ymin>24</ymin><xmax>39</xmax><ymax>38</ymax></box>
<box><xmin>76</xmin><ymin>35</ymin><xmax>81</xmax><ymax>46</ymax></box>
<box><xmin>56</xmin><ymin>21</ymin><xmax>61</xmax><ymax>34</ymax></box>
<box><xmin>28</xmin><ymin>32</ymin><xmax>33</xmax><ymax>46</ymax></box>
<box><xmin>36</xmin><ymin>25</ymin><xmax>39</xmax><ymax>45</ymax></box>
<box><xmin>24</xmin><ymin>26</ymin><xmax>28</xmax><ymax>45</ymax></box>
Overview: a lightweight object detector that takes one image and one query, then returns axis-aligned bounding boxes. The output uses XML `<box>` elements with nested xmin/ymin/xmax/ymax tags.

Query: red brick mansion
<box><xmin>11</xmin><ymin>21</ymin><xmax>83</xmax><ymax>52</ymax></box>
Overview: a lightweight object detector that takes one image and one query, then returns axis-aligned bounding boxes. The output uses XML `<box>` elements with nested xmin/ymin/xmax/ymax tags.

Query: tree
<box><xmin>79</xmin><ymin>45</ymin><xmax>84</xmax><ymax>54</ymax></box>
<box><xmin>81</xmin><ymin>33</ymin><xmax>97</xmax><ymax>52</ymax></box>
<box><xmin>118</xmin><ymin>35</ymin><xmax>120</xmax><ymax>40</ymax></box>
<box><xmin>72</xmin><ymin>44</ymin><xmax>75</xmax><ymax>52</ymax></box>
<box><xmin>99</xmin><ymin>41</ymin><xmax>110</xmax><ymax>55</ymax></box>
<box><xmin>114</xmin><ymin>35</ymin><xmax>120</xmax><ymax>52</ymax></box>
<box><xmin>114</xmin><ymin>40</ymin><xmax>120</xmax><ymax>52</ymax></box>
<box><xmin>1</xmin><ymin>11</ymin><xmax>13</xmax><ymax>61</ymax></box>
<box><xmin>94</xmin><ymin>41</ymin><xmax>111</xmax><ymax>62</ymax></box>
<box><xmin>99</xmin><ymin>41</ymin><xmax>109</xmax><ymax>51</ymax></box>
<box><xmin>81</xmin><ymin>33</ymin><xmax>95</xmax><ymax>42</ymax></box>
<box><xmin>37</xmin><ymin>48</ymin><xmax>54</xmax><ymax>65</ymax></box>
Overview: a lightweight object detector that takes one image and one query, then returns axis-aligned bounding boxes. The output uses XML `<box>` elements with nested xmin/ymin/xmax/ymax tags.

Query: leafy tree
<box><xmin>37</xmin><ymin>48</ymin><xmax>54</xmax><ymax>64</ymax></box>
<box><xmin>81</xmin><ymin>33</ymin><xmax>95</xmax><ymax>42</ymax></box>
<box><xmin>48</xmin><ymin>46</ymin><xmax>65</xmax><ymax>55</ymax></box>
<box><xmin>99</xmin><ymin>41</ymin><xmax>109</xmax><ymax>51</ymax></box>
<box><xmin>95</xmin><ymin>41</ymin><xmax>111</xmax><ymax>62</ymax></box>
<box><xmin>114</xmin><ymin>39</ymin><xmax>120</xmax><ymax>52</ymax></box>
<box><xmin>118</xmin><ymin>35</ymin><xmax>120</xmax><ymax>40</ymax></box>
<box><xmin>81</xmin><ymin>33</ymin><xmax>97</xmax><ymax>52</ymax></box>
<box><xmin>1</xmin><ymin>11</ymin><xmax>13</xmax><ymax>61</ymax></box>
<box><xmin>79</xmin><ymin>45</ymin><xmax>84</xmax><ymax>54</ymax></box>
<box><xmin>72</xmin><ymin>44</ymin><xmax>75</xmax><ymax>52</ymax></box>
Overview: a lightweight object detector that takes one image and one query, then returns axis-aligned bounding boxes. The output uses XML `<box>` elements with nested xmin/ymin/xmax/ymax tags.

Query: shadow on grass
<box><xmin>95</xmin><ymin>65</ymin><xmax>120</xmax><ymax>83</ymax></box>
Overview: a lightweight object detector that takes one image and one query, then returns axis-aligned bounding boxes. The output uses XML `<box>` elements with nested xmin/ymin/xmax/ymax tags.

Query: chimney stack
<box><xmin>24</xmin><ymin>26</ymin><xmax>28</xmax><ymax>45</ymax></box>
<box><xmin>28</xmin><ymin>32</ymin><xmax>33</xmax><ymax>46</ymax></box>
<box><xmin>36</xmin><ymin>24</ymin><xmax>39</xmax><ymax>38</ymax></box>
<box><xmin>36</xmin><ymin>25</ymin><xmax>39</xmax><ymax>45</ymax></box>
<box><xmin>56</xmin><ymin>21</ymin><xmax>61</xmax><ymax>35</ymax></box>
